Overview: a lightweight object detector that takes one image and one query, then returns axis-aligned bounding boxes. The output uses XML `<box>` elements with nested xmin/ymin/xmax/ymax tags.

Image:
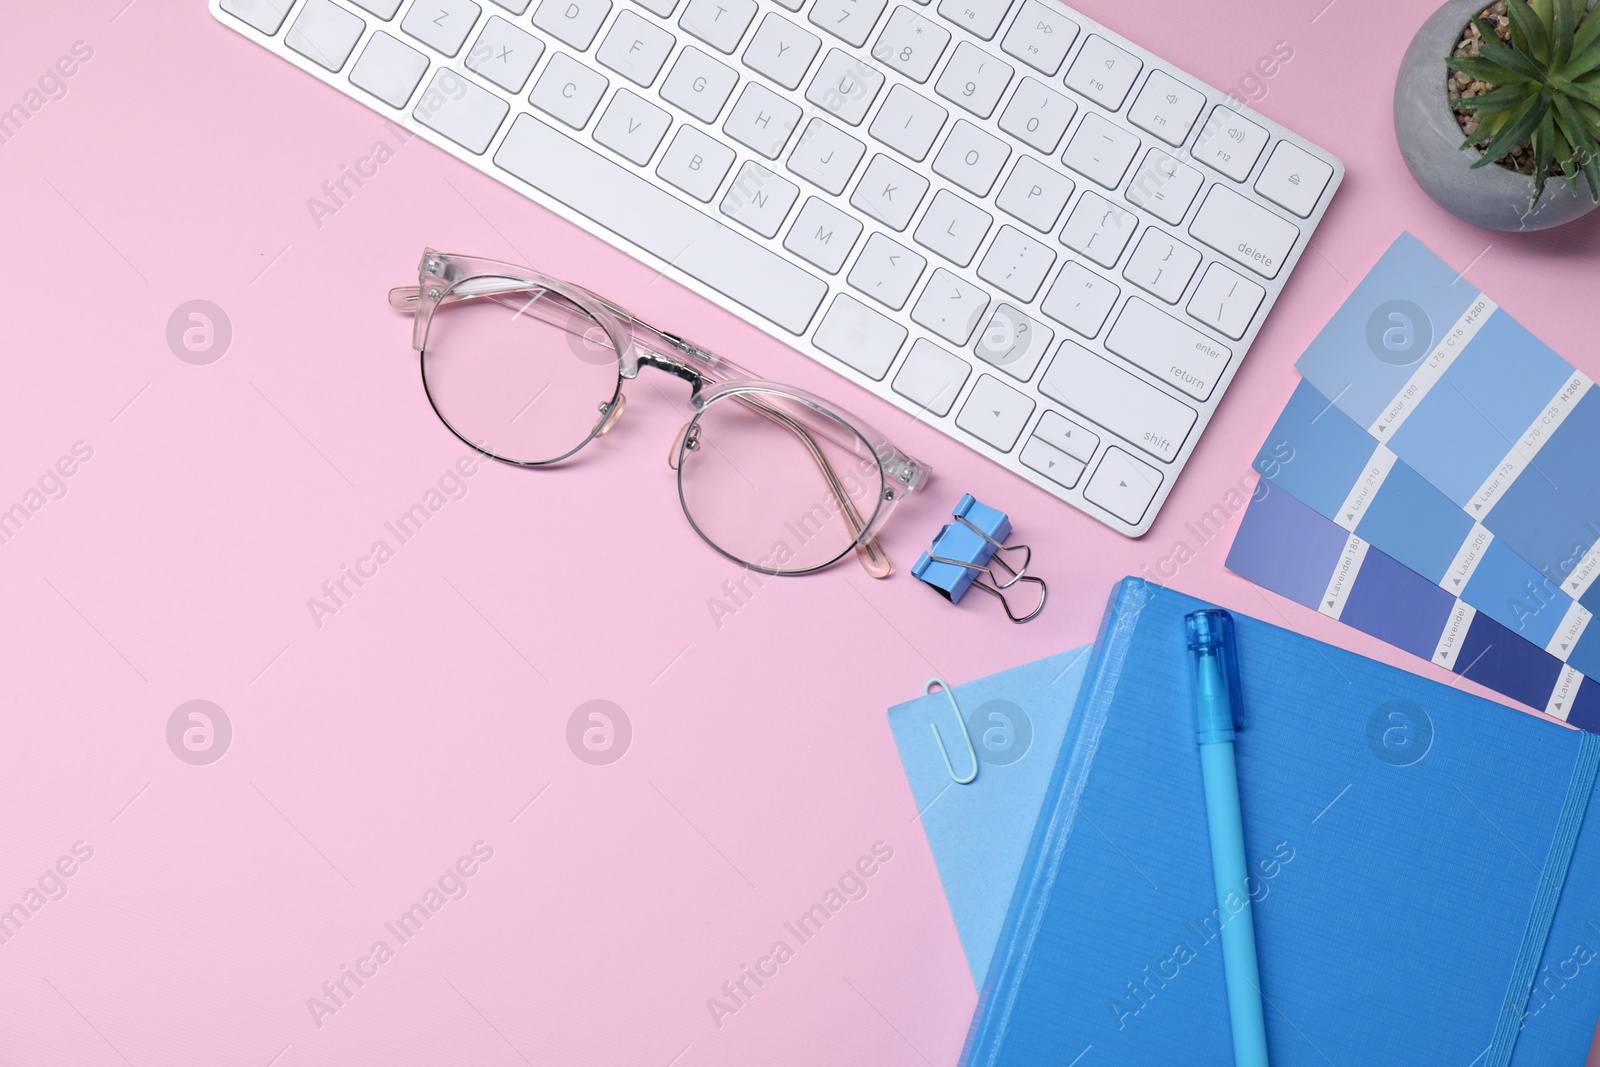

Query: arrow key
<box><xmin>957</xmin><ymin>373</ymin><xmax>1035</xmax><ymax>451</ymax></box>
<box><xmin>1020</xmin><ymin>435</ymin><xmax>1086</xmax><ymax>489</ymax></box>
<box><xmin>1084</xmin><ymin>446</ymin><xmax>1163</xmax><ymax>525</ymax></box>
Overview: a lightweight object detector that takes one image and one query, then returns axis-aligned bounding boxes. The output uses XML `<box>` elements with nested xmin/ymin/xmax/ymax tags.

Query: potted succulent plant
<box><xmin>1395</xmin><ymin>0</ymin><xmax>1600</xmax><ymax>230</ymax></box>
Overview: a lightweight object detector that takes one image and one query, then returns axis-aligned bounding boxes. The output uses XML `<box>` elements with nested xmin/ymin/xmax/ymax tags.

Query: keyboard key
<box><xmin>787</xmin><ymin>118</ymin><xmax>865</xmax><ymax>193</ymax></box>
<box><xmin>996</xmin><ymin>155</ymin><xmax>1072</xmax><ymax>232</ymax></box>
<box><xmin>656</xmin><ymin>124</ymin><xmax>736</xmax><ymax>200</ymax></box>
<box><xmin>932</xmin><ymin>119</ymin><xmax>1009</xmax><ymax>196</ymax></box>
<box><xmin>1059</xmin><ymin>191</ymin><xmax>1137</xmax><ymax>268</ymax></box>
<box><xmin>911</xmin><ymin>268</ymin><xmax>989</xmax><ymax>345</ymax></box>
<box><xmin>494</xmin><ymin>115</ymin><xmax>827</xmax><ymax>333</ymax></box>
<box><xmin>806</xmin><ymin>49</ymin><xmax>884</xmax><ymax>124</ymax></box>
<box><xmin>848</xmin><ymin>232</ymin><xmax>926</xmax><ymax>309</ymax></box>
<box><xmin>1039</xmin><ymin>340</ymin><xmax>1195</xmax><ymax>463</ymax></box>
<box><xmin>783</xmin><ymin>197</ymin><xmax>863</xmax><ymax>273</ymax></box>
<box><xmin>935</xmin><ymin>0</ymin><xmax>1013</xmax><ymax>41</ymax></box>
<box><xmin>221</xmin><ymin>0</ymin><xmax>294</xmax><ymax>34</ymax></box>
<box><xmin>680</xmin><ymin>0</ymin><xmax>757</xmax><ymax>52</ymax></box>
<box><xmin>870</xmin><ymin>84</ymin><xmax>947</xmax><ymax>161</ymax></box>
<box><xmin>349</xmin><ymin>31</ymin><xmax>429</xmax><ymax>107</ymax></box>
<box><xmin>1084</xmin><ymin>447</ymin><xmax>1162</xmax><ymax>525</ymax></box>
<box><xmin>596</xmin><ymin>10</ymin><xmax>674</xmax><ymax>85</ymax></box>
<box><xmin>893</xmin><ymin>339</ymin><xmax>971</xmax><ymax>416</ymax></box>
<box><xmin>813</xmin><ymin>294</ymin><xmax>906</xmax><ymax>378</ymax></box>
<box><xmin>871</xmin><ymin>7</ymin><xmax>949</xmax><ymax>82</ymax></box>
<box><xmin>403</xmin><ymin>0</ymin><xmax>482</xmax><ymax>56</ymax></box>
<box><xmin>743</xmin><ymin>14</ymin><xmax>821</xmax><ymax>89</ymax></box>
<box><xmin>914</xmin><ymin>189</ymin><xmax>991</xmax><ymax>267</ymax></box>
<box><xmin>720</xmin><ymin>161</ymin><xmax>800</xmax><ymax>236</ymax></box>
<box><xmin>1019</xmin><ymin>435</ymin><xmax>1085</xmax><ymax>488</ymax></box>
<box><xmin>1254</xmin><ymin>140</ymin><xmax>1334</xmax><ymax>218</ymax></box>
<box><xmin>660</xmin><ymin>46</ymin><xmax>739</xmax><ymax>121</ymax></box>
<box><xmin>1122</xmin><ymin>228</ymin><xmax>1200</xmax><ymax>304</ymax></box>
<box><xmin>977</xmin><ymin>224</ymin><xmax>1054</xmax><ymax>302</ymax></box>
<box><xmin>352</xmin><ymin>0</ymin><xmax>405</xmax><ymax>17</ymax></box>
<box><xmin>534</xmin><ymin>0</ymin><xmax>613</xmax><ymax>48</ymax></box>
<box><xmin>287</xmin><ymin>0</ymin><xmax>365</xmax><ymax>71</ymax></box>
<box><xmin>958</xmin><ymin>374</ymin><xmax>1034</xmax><ymax>450</ymax></box>
<box><xmin>935</xmin><ymin>41</ymin><xmax>1012</xmax><ymax>118</ymax></box>
<box><xmin>1125</xmin><ymin>149</ymin><xmax>1202</xmax><ymax>225</ymax></box>
<box><xmin>1105</xmin><ymin>297</ymin><xmax>1231</xmax><ymax>400</ymax></box>
<box><xmin>1128</xmin><ymin>70</ymin><xmax>1205</xmax><ymax>146</ymax></box>
<box><xmin>413</xmin><ymin>69</ymin><xmax>509</xmax><ymax>153</ymax></box>
<box><xmin>1188</xmin><ymin>184</ymin><xmax>1298</xmax><ymax>278</ymax></box>
<box><xmin>530</xmin><ymin>53</ymin><xmax>609</xmax><ymax>128</ymax></box>
<box><xmin>997</xmin><ymin>76</ymin><xmax>1075</xmax><ymax>153</ymax></box>
<box><xmin>809</xmin><ymin>0</ymin><xmax>890</xmax><ymax>48</ymax></box>
<box><xmin>999</xmin><ymin>0</ymin><xmax>1077</xmax><ymax>75</ymax></box>
<box><xmin>850</xmin><ymin>153</ymin><xmax>928</xmax><ymax>229</ymax></box>
<box><xmin>1040</xmin><ymin>261</ymin><xmax>1118</xmax><ymax>337</ymax></box>
<box><xmin>632</xmin><ymin>0</ymin><xmax>677</xmax><ymax>15</ymax></box>
<box><xmin>1191</xmin><ymin>105</ymin><xmax>1268</xmax><ymax>181</ymax></box>
<box><xmin>974</xmin><ymin>303</ymin><xmax>1052</xmax><ymax>380</ymax></box>
<box><xmin>1060</xmin><ymin>112</ymin><xmax>1138</xmax><ymax>189</ymax></box>
<box><xmin>469</xmin><ymin>16</ymin><xmax>545</xmax><ymax>92</ymax></box>
<box><xmin>1186</xmin><ymin>262</ymin><xmax>1265</xmax><ymax>340</ymax></box>
<box><xmin>723</xmin><ymin>82</ymin><xmax>802</xmax><ymax>157</ymax></box>
<box><xmin>1032</xmin><ymin>408</ymin><xmax>1097</xmax><ymax>460</ymax></box>
<box><xmin>1063</xmin><ymin>34</ymin><xmax>1140</xmax><ymax>110</ymax></box>
<box><xmin>593</xmin><ymin>89</ymin><xmax>672</xmax><ymax>164</ymax></box>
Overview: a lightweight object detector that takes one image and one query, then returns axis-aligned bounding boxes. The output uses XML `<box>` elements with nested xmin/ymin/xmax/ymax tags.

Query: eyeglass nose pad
<box><xmin>595</xmin><ymin>393</ymin><xmax>627</xmax><ymax>437</ymax></box>
<box><xmin>667</xmin><ymin>418</ymin><xmax>694</xmax><ymax>471</ymax></box>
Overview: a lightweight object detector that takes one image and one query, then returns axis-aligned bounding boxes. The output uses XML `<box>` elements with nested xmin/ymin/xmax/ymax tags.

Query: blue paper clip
<box><xmin>911</xmin><ymin>495</ymin><xmax>1046</xmax><ymax>623</ymax></box>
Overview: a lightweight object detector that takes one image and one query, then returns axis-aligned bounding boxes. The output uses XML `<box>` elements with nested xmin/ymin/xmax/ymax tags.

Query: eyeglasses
<box><xmin>390</xmin><ymin>250</ymin><xmax>931</xmax><ymax>577</ymax></box>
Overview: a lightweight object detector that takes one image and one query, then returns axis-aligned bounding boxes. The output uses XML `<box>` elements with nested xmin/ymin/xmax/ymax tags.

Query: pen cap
<box><xmin>1185</xmin><ymin>609</ymin><xmax>1244</xmax><ymax>742</ymax></box>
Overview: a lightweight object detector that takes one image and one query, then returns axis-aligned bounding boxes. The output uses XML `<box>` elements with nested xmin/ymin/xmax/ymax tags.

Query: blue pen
<box><xmin>1185</xmin><ymin>609</ymin><xmax>1270</xmax><ymax>1067</ymax></box>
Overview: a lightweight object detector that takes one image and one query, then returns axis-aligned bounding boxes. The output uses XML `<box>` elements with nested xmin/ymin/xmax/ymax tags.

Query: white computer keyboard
<box><xmin>212</xmin><ymin>0</ymin><xmax>1341</xmax><ymax>536</ymax></box>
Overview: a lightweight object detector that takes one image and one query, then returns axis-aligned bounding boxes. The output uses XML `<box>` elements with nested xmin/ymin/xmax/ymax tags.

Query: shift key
<box><xmin>1039</xmin><ymin>340</ymin><xmax>1196</xmax><ymax>463</ymax></box>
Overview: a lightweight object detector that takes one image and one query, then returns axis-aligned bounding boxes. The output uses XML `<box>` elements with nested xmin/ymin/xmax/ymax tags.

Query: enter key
<box><xmin>1104</xmin><ymin>298</ymin><xmax>1231</xmax><ymax>401</ymax></box>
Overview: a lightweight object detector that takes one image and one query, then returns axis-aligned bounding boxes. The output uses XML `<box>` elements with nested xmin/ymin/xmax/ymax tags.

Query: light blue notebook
<box><xmin>888</xmin><ymin>648</ymin><xmax>1090</xmax><ymax>985</ymax></box>
<box><xmin>964</xmin><ymin>578</ymin><xmax>1600</xmax><ymax>1066</ymax></box>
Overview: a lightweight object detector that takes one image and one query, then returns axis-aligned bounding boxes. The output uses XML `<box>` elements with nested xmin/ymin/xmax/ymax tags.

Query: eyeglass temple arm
<box><xmin>390</xmin><ymin>283</ymin><xmax>890</xmax><ymax>577</ymax></box>
<box><xmin>729</xmin><ymin>392</ymin><xmax>893</xmax><ymax>579</ymax></box>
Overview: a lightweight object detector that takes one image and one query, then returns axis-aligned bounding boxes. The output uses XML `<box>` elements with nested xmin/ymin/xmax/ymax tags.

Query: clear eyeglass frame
<box><xmin>389</xmin><ymin>249</ymin><xmax>932</xmax><ymax>578</ymax></box>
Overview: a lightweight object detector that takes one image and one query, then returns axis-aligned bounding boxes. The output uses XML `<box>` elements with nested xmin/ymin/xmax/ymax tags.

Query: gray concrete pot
<box><xmin>1394</xmin><ymin>0</ymin><xmax>1600</xmax><ymax>230</ymax></box>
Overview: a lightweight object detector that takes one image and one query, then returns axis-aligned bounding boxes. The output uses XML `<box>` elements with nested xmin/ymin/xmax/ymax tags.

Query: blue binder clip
<box><xmin>912</xmin><ymin>495</ymin><xmax>1046</xmax><ymax>623</ymax></box>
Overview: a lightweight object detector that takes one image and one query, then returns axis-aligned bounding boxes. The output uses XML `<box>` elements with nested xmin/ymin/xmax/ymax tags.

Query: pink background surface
<box><xmin>4</xmin><ymin>0</ymin><xmax>1600</xmax><ymax>1063</ymax></box>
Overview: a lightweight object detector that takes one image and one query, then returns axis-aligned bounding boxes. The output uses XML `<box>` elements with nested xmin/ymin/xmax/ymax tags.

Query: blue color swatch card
<box><xmin>887</xmin><ymin>648</ymin><xmax>1090</xmax><ymax>985</ymax></box>
<box><xmin>1296</xmin><ymin>233</ymin><xmax>1600</xmax><ymax>617</ymax></box>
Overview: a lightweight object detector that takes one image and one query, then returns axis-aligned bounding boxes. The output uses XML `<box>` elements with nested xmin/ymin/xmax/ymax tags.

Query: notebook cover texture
<box><xmin>962</xmin><ymin>578</ymin><xmax>1600</xmax><ymax>1065</ymax></box>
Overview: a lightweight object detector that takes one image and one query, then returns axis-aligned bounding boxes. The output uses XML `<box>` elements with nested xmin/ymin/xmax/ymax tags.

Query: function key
<box><xmin>935</xmin><ymin>0</ymin><xmax>1015</xmax><ymax>41</ymax></box>
<box><xmin>999</xmin><ymin>0</ymin><xmax>1078</xmax><ymax>75</ymax></box>
<box><xmin>1063</xmin><ymin>34</ymin><xmax>1141</xmax><ymax>111</ymax></box>
<box><xmin>1254</xmin><ymin>140</ymin><xmax>1335</xmax><ymax>218</ymax></box>
<box><xmin>1190</xmin><ymin>105</ymin><xmax>1268</xmax><ymax>181</ymax></box>
<box><xmin>1127</xmin><ymin>70</ymin><xmax>1205</xmax><ymax>146</ymax></box>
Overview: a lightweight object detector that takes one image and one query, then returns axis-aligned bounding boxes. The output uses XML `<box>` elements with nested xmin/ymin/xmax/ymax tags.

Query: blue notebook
<box><xmin>963</xmin><ymin>578</ymin><xmax>1600</xmax><ymax>1066</ymax></box>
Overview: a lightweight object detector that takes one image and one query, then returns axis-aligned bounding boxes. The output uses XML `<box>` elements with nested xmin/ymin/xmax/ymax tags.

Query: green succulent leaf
<box><xmin>1476</xmin><ymin>38</ymin><xmax>1553</xmax><ymax>81</ymax></box>
<box><xmin>1573</xmin><ymin>4</ymin><xmax>1600</xmax><ymax>58</ymax></box>
<box><xmin>1555</xmin><ymin>75</ymin><xmax>1600</xmax><ymax>108</ymax></box>
<box><xmin>1447</xmin><ymin>54</ymin><xmax>1534</xmax><ymax>83</ymax></box>
<box><xmin>1548</xmin><ymin>0</ymin><xmax>1574</xmax><ymax>66</ymax></box>
<box><xmin>1533</xmin><ymin>110</ymin><xmax>1558</xmax><ymax>203</ymax></box>
<box><xmin>1567</xmin><ymin>35</ymin><xmax>1600</xmax><ymax>76</ymax></box>
<box><xmin>1454</xmin><ymin>84</ymin><xmax>1538</xmax><ymax>114</ymax></box>
<box><xmin>1508</xmin><ymin>0</ymin><xmax>1552</xmax><ymax>62</ymax></box>
<box><xmin>1531</xmin><ymin>0</ymin><xmax>1555</xmax><ymax>31</ymax></box>
<box><xmin>1473</xmin><ymin>95</ymin><xmax>1549</xmax><ymax>166</ymax></box>
<box><xmin>1552</xmin><ymin>91</ymin><xmax>1600</xmax><ymax>199</ymax></box>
